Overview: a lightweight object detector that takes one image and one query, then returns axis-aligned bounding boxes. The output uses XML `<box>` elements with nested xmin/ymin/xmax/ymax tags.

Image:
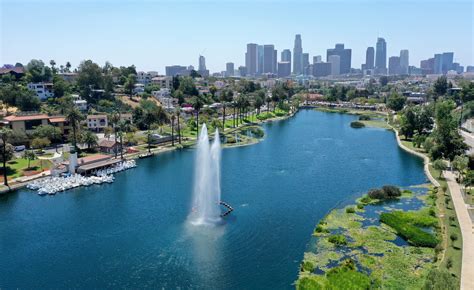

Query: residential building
<box><xmin>87</xmin><ymin>115</ymin><xmax>108</xmax><ymax>132</ymax></box>
<box><xmin>326</xmin><ymin>44</ymin><xmax>351</xmax><ymax>74</ymax></box>
<box><xmin>399</xmin><ymin>50</ymin><xmax>409</xmax><ymax>75</ymax></box>
<box><xmin>277</xmin><ymin>62</ymin><xmax>291</xmax><ymax>78</ymax></box>
<box><xmin>245</xmin><ymin>43</ymin><xmax>258</xmax><ymax>76</ymax></box>
<box><xmin>328</xmin><ymin>55</ymin><xmax>341</xmax><ymax>76</ymax></box>
<box><xmin>365</xmin><ymin>47</ymin><xmax>375</xmax><ymax>69</ymax></box>
<box><xmin>293</xmin><ymin>34</ymin><xmax>303</xmax><ymax>75</ymax></box>
<box><xmin>2</xmin><ymin>114</ymin><xmax>69</xmax><ymax>135</ymax></box>
<box><xmin>0</xmin><ymin>66</ymin><xmax>25</xmax><ymax>79</ymax></box>
<box><xmin>58</xmin><ymin>72</ymin><xmax>78</xmax><ymax>82</ymax></box>
<box><xmin>133</xmin><ymin>84</ymin><xmax>145</xmax><ymax>94</ymax></box>
<box><xmin>72</xmin><ymin>94</ymin><xmax>87</xmax><ymax>111</ymax></box>
<box><xmin>136</xmin><ymin>71</ymin><xmax>158</xmax><ymax>84</ymax></box>
<box><xmin>226</xmin><ymin>62</ymin><xmax>234</xmax><ymax>77</ymax></box>
<box><xmin>27</xmin><ymin>83</ymin><xmax>54</xmax><ymax>100</ymax></box>
<box><xmin>238</xmin><ymin>66</ymin><xmax>247</xmax><ymax>77</ymax></box>
<box><xmin>375</xmin><ymin>38</ymin><xmax>387</xmax><ymax>74</ymax></box>
<box><xmin>151</xmin><ymin>76</ymin><xmax>172</xmax><ymax>89</ymax></box>
<box><xmin>98</xmin><ymin>139</ymin><xmax>120</xmax><ymax>154</ymax></box>
<box><xmin>466</xmin><ymin>66</ymin><xmax>474</xmax><ymax>73</ymax></box>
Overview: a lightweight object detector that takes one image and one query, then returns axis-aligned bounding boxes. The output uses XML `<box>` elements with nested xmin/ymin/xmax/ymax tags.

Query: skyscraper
<box><xmin>442</xmin><ymin>52</ymin><xmax>454</xmax><ymax>73</ymax></box>
<box><xmin>399</xmin><ymin>50</ymin><xmax>409</xmax><ymax>75</ymax></box>
<box><xmin>293</xmin><ymin>34</ymin><xmax>303</xmax><ymax>75</ymax></box>
<box><xmin>226</xmin><ymin>62</ymin><xmax>234</xmax><ymax>77</ymax></box>
<box><xmin>375</xmin><ymin>38</ymin><xmax>387</xmax><ymax>74</ymax></box>
<box><xmin>281</xmin><ymin>49</ymin><xmax>291</xmax><ymax>63</ymax></box>
<box><xmin>434</xmin><ymin>54</ymin><xmax>443</xmax><ymax>74</ymax></box>
<box><xmin>328</xmin><ymin>55</ymin><xmax>340</xmax><ymax>75</ymax></box>
<box><xmin>263</xmin><ymin>44</ymin><xmax>276</xmax><ymax>73</ymax></box>
<box><xmin>313</xmin><ymin>55</ymin><xmax>322</xmax><ymax>64</ymax></box>
<box><xmin>326</xmin><ymin>44</ymin><xmax>351</xmax><ymax>74</ymax></box>
<box><xmin>198</xmin><ymin>55</ymin><xmax>206</xmax><ymax>71</ymax></box>
<box><xmin>365</xmin><ymin>47</ymin><xmax>375</xmax><ymax>69</ymax></box>
<box><xmin>277</xmin><ymin>62</ymin><xmax>291</xmax><ymax>77</ymax></box>
<box><xmin>245</xmin><ymin>43</ymin><xmax>258</xmax><ymax>76</ymax></box>
<box><xmin>302</xmin><ymin>53</ymin><xmax>310</xmax><ymax>75</ymax></box>
<box><xmin>388</xmin><ymin>56</ymin><xmax>401</xmax><ymax>75</ymax></box>
<box><xmin>257</xmin><ymin>45</ymin><xmax>264</xmax><ymax>75</ymax></box>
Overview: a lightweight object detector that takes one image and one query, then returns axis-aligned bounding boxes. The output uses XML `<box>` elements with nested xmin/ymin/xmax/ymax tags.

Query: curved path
<box><xmin>443</xmin><ymin>171</ymin><xmax>474</xmax><ymax>290</ymax></box>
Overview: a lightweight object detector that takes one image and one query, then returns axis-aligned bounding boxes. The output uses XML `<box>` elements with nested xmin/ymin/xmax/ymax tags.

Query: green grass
<box><xmin>360</xmin><ymin>119</ymin><xmax>392</xmax><ymax>129</ymax></box>
<box><xmin>3</xmin><ymin>158</ymin><xmax>51</xmax><ymax>180</ymax></box>
<box><xmin>401</xmin><ymin>139</ymin><xmax>426</xmax><ymax>153</ymax></box>
<box><xmin>380</xmin><ymin>211</ymin><xmax>438</xmax><ymax>247</ymax></box>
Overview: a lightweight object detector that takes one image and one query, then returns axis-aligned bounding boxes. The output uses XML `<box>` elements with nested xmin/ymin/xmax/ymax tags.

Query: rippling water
<box><xmin>0</xmin><ymin>110</ymin><xmax>427</xmax><ymax>289</ymax></box>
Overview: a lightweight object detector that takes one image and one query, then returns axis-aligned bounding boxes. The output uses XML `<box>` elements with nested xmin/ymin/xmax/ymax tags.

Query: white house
<box><xmin>137</xmin><ymin>71</ymin><xmax>159</xmax><ymax>85</ymax></box>
<box><xmin>87</xmin><ymin>114</ymin><xmax>108</xmax><ymax>131</ymax></box>
<box><xmin>71</xmin><ymin>94</ymin><xmax>88</xmax><ymax>111</ymax></box>
<box><xmin>151</xmin><ymin>76</ymin><xmax>172</xmax><ymax>89</ymax></box>
<box><xmin>133</xmin><ymin>83</ymin><xmax>145</xmax><ymax>94</ymax></box>
<box><xmin>27</xmin><ymin>83</ymin><xmax>54</xmax><ymax>100</ymax></box>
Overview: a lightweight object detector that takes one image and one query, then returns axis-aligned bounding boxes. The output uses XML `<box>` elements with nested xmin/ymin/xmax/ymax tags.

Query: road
<box><xmin>460</xmin><ymin>130</ymin><xmax>474</xmax><ymax>155</ymax></box>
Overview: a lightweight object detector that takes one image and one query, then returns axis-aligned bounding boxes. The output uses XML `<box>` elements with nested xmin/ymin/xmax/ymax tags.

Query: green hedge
<box><xmin>380</xmin><ymin>211</ymin><xmax>438</xmax><ymax>248</ymax></box>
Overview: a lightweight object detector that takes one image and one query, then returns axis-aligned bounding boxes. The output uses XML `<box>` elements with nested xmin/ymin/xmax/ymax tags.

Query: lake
<box><xmin>0</xmin><ymin>109</ymin><xmax>427</xmax><ymax>289</ymax></box>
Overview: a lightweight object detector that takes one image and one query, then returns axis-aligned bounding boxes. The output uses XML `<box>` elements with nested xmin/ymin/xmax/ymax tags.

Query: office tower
<box><xmin>257</xmin><ymin>45</ymin><xmax>264</xmax><ymax>75</ymax></box>
<box><xmin>365</xmin><ymin>47</ymin><xmax>375</xmax><ymax>69</ymax></box>
<box><xmin>399</xmin><ymin>50</ymin><xmax>409</xmax><ymax>75</ymax></box>
<box><xmin>165</xmin><ymin>65</ymin><xmax>188</xmax><ymax>77</ymax></box>
<box><xmin>226</xmin><ymin>62</ymin><xmax>234</xmax><ymax>77</ymax></box>
<box><xmin>281</xmin><ymin>49</ymin><xmax>291</xmax><ymax>70</ymax></box>
<box><xmin>313</xmin><ymin>55</ymin><xmax>322</xmax><ymax>64</ymax></box>
<box><xmin>245</xmin><ymin>43</ymin><xmax>258</xmax><ymax>76</ymax></box>
<box><xmin>388</xmin><ymin>56</ymin><xmax>401</xmax><ymax>75</ymax></box>
<box><xmin>263</xmin><ymin>44</ymin><xmax>276</xmax><ymax>73</ymax></box>
<box><xmin>442</xmin><ymin>52</ymin><xmax>454</xmax><ymax>73</ymax></box>
<box><xmin>277</xmin><ymin>62</ymin><xmax>291</xmax><ymax>77</ymax></box>
<box><xmin>313</xmin><ymin>62</ymin><xmax>332</xmax><ymax>77</ymax></box>
<box><xmin>198</xmin><ymin>55</ymin><xmax>206</xmax><ymax>71</ymax></box>
<box><xmin>293</xmin><ymin>34</ymin><xmax>303</xmax><ymax>74</ymax></box>
<box><xmin>434</xmin><ymin>54</ymin><xmax>443</xmax><ymax>74</ymax></box>
<box><xmin>328</xmin><ymin>55</ymin><xmax>340</xmax><ymax>75</ymax></box>
<box><xmin>273</xmin><ymin>49</ymin><xmax>278</xmax><ymax>74</ymax></box>
<box><xmin>467</xmin><ymin>66</ymin><xmax>474</xmax><ymax>73</ymax></box>
<box><xmin>302</xmin><ymin>53</ymin><xmax>310</xmax><ymax>75</ymax></box>
<box><xmin>238</xmin><ymin>66</ymin><xmax>247</xmax><ymax>77</ymax></box>
<box><xmin>375</xmin><ymin>38</ymin><xmax>387</xmax><ymax>74</ymax></box>
<box><xmin>326</xmin><ymin>44</ymin><xmax>351</xmax><ymax>74</ymax></box>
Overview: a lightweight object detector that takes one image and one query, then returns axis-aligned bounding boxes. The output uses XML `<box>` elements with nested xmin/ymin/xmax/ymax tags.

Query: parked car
<box><xmin>14</xmin><ymin>145</ymin><xmax>26</xmax><ymax>152</ymax></box>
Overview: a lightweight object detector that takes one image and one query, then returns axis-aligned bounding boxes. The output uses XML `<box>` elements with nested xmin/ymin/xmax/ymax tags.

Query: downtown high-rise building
<box><xmin>257</xmin><ymin>45</ymin><xmax>264</xmax><ymax>75</ymax></box>
<box><xmin>198</xmin><ymin>55</ymin><xmax>206</xmax><ymax>72</ymax></box>
<box><xmin>388</xmin><ymin>56</ymin><xmax>401</xmax><ymax>75</ymax></box>
<box><xmin>302</xmin><ymin>53</ymin><xmax>310</xmax><ymax>75</ymax></box>
<box><xmin>245</xmin><ymin>43</ymin><xmax>258</xmax><ymax>76</ymax></box>
<box><xmin>226</xmin><ymin>62</ymin><xmax>234</xmax><ymax>77</ymax></box>
<box><xmin>328</xmin><ymin>55</ymin><xmax>341</xmax><ymax>75</ymax></box>
<box><xmin>263</xmin><ymin>44</ymin><xmax>277</xmax><ymax>74</ymax></box>
<box><xmin>365</xmin><ymin>47</ymin><xmax>375</xmax><ymax>69</ymax></box>
<box><xmin>278</xmin><ymin>62</ymin><xmax>291</xmax><ymax>77</ymax></box>
<box><xmin>434</xmin><ymin>54</ymin><xmax>443</xmax><ymax>74</ymax></box>
<box><xmin>375</xmin><ymin>37</ymin><xmax>387</xmax><ymax>74</ymax></box>
<box><xmin>313</xmin><ymin>55</ymin><xmax>322</xmax><ymax>64</ymax></box>
<box><xmin>326</xmin><ymin>44</ymin><xmax>351</xmax><ymax>74</ymax></box>
<box><xmin>281</xmin><ymin>49</ymin><xmax>291</xmax><ymax>65</ymax></box>
<box><xmin>442</xmin><ymin>52</ymin><xmax>454</xmax><ymax>73</ymax></box>
<box><xmin>399</xmin><ymin>50</ymin><xmax>409</xmax><ymax>75</ymax></box>
<box><xmin>293</xmin><ymin>34</ymin><xmax>303</xmax><ymax>75</ymax></box>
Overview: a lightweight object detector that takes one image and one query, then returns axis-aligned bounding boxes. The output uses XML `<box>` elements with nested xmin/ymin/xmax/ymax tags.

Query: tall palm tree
<box><xmin>0</xmin><ymin>128</ymin><xmax>12</xmax><ymax>187</ymax></box>
<box><xmin>170</xmin><ymin>114</ymin><xmax>176</xmax><ymax>146</ymax></box>
<box><xmin>66</xmin><ymin>107</ymin><xmax>84</xmax><ymax>153</ymax></box>
<box><xmin>192</xmin><ymin>95</ymin><xmax>204</xmax><ymax>135</ymax></box>
<box><xmin>117</xmin><ymin>120</ymin><xmax>131</xmax><ymax>160</ymax></box>
<box><xmin>109</xmin><ymin>111</ymin><xmax>121</xmax><ymax>158</ymax></box>
<box><xmin>175</xmin><ymin>107</ymin><xmax>182</xmax><ymax>144</ymax></box>
<box><xmin>220</xmin><ymin>90</ymin><xmax>234</xmax><ymax>130</ymax></box>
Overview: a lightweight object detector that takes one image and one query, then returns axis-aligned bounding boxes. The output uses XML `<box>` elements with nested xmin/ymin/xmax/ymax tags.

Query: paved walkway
<box><xmin>443</xmin><ymin>170</ymin><xmax>474</xmax><ymax>290</ymax></box>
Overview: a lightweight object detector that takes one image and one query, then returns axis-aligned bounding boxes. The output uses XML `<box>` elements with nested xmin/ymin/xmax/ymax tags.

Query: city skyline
<box><xmin>1</xmin><ymin>0</ymin><xmax>473</xmax><ymax>73</ymax></box>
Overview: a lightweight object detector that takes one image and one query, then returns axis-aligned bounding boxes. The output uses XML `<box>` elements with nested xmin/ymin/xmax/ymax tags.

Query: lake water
<box><xmin>0</xmin><ymin>110</ymin><xmax>427</xmax><ymax>289</ymax></box>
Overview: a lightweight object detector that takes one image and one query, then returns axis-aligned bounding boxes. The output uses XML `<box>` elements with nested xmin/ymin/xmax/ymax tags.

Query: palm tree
<box><xmin>117</xmin><ymin>120</ymin><xmax>131</xmax><ymax>160</ymax></box>
<box><xmin>170</xmin><ymin>115</ymin><xmax>176</xmax><ymax>146</ymax></box>
<box><xmin>0</xmin><ymin>128</ymin><xmax>12</xmax><ymax>187</ymax></box>
<box><xmin>82</xmin><ymin>130</ymin><xmax>98</xmax><ymax>150</ymax></box>
<box><xmin>175</xmin><ymin>107</ymin><xmax>182</xmax><ymax>144</ymax></box>
<box><xmin>192</xmin><ymin>95</ymin><xmax>205</xmax><ymax>135</ymax></box>
<box><xmin>145</xmin><ymin>123</ymin><xmax>157</xmax><ymax>154</ymax></box>
<box><xmin>109</xmin><ymin>111</ymin><xmax>120</xmax><ymax>158</ymax></box>
<box><xmin>66</xmin><ymin>107</ymin><xmax>84</xmax><ymax>153</ymax></box>
<box><xmin>220</xmin><ymin>90</ymin><xmax>234</xmax><ymax>130</ymax></box>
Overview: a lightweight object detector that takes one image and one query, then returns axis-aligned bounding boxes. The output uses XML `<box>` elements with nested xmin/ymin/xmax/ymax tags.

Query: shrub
<box><xmin>446</xmin><ymin>258</ymin><xmax>453</xmax><ymax>269</ymax></box>
<box><xmin>301</xmin><ymin>261</ymin><xmax>315</xmax><ymax>272</ymax></box>
<box><xmin>314</xmin><ymin>225</ymin><xmax>329</xmax><ymax>234</ymax></box>
<box><xmin>345</xmin><ymin>207</ymin><xmax>355</xmax><ymax>213</ymax></box>
<box><xmin>350</xmin><ymin>121</ymin><xmax>365</xmax><ymax>128</ymax></box>
<box><xmin>429</xmin><ymin>208</ymin><xmax>436</xmax><ymax>217</ymax></box>
<box><xmin>450</xmin><ymin>233</ymin><xmax>458</xmax><ymax>242</ymax></box>
<box><xmin>358</xmin><ymin>115</ymin><xmax>371</xmax><ymax>121</ymax></box>
<box><xmin>368</xmin><ymin>188</ymin><xmax>385</xmax><ymax>199</ymax></box>
<box><xmin>380</xmin><ymin>212</ymin><xmax>438</xmax><ymax>248</ymax></box>
<box><xmin>423</xmin><ymin>268</ymin><xmax>458</xmax><ymax>290</ymax></box>
<box><xmin>382</xmin><ymin>185</ymin><xmax>402</xmax><ymax>198</ymax></box>
<box><xmin>357</xmin><ymin>203</ymin><xmax>364</xmax><ymax>210</ymax></box>
<box><xmin>328</xmin><ymin>234</ymin><xmax>347</xmax><ymax>246</ymax></box>
<box><xmin>360</xmin><ymin>195</ymin><xmax>372</xmax><ymax>204</ymax></box>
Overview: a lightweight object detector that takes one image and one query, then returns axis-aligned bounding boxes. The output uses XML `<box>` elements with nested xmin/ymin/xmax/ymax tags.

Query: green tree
<box><xmin>179</xmin><ymin>77</ymin><xmax>198</xmax><ymax>96</ymax></box>
<box><xmin>124</xmin><ymin>74</ymin><xmax>137</xmax><ymax>99</ymax></box>
<box><xmin>31</xmin><ymin>137</ymin><xmax>51</xmax><ymax>151</ymax></box>
<box><xmin>386</xmin><ymin>92</ymin><xmax>406</xmax><ymax>111</ymax></box>
<box><xmin>81</xmin><ymin>130</ymin><xmax>98</xmax><ymax>150</ymax></box>
<box><xmin>452</xmin><ymin>155</ymin><xmax>469</xmax><ymax>182</ymax></box>
<box><xmin>0</xmin><ymin>128</ymin><xmax>14</xmax><ymax>186</ymax></box>
<box><xmin>433</xmin><ymin>76</ymin><xmax>448</xmax><ymax>96</ymax></box>
<box><xmin>66</xmin><ymin>106</ymin><xmax>85</xmax><ymax>153</ymax></box>
<box><xmin>26</xmin><ymin>59</ymin><xmax>51</xmax><ymax>82</ymax></box>
<box><xmin>379</xmin><ymin>76</ymin><xmax>389</xmax><ymax>87</ymax></box>
<box><xmin>433</xmin><ymin>159</ymin><xmax>447</xmax><ymax>178</ymax></box>
<box><xmin>33</xmin><ymin>125</ymin><xmax>62</xmax><ymax>143</ymax></box>
<box><xmin>76</xmin><ymin>60</ymin><xmax>104</xmax><ymax>101</ymax></box>
<box><xmin>192</xmin><ymin>95</ymin><xmax>205</xmax><ymax>134</ymax></box>
<box><xmin>24</xmin><ymin>150</ymin><xmax>36</xmax><ymax>169</ymax></box>
<box><xmin>220</xmin><ymin>89</ymin><xmax>233</xmax><ymax>129</ymax></box>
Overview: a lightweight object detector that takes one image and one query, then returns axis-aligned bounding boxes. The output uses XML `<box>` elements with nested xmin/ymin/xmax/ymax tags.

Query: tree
<box><xmin>124</xmin><ymin>74</ymin><xmax>137</xmax><ymax>99</ymax></box>
<box><xmin>52</xmin><ymin>74</ymin><xmax>68</xmax><ymax>98</ymax></box>
<box><xmin>175</xmin><ymin>107</ymin><xmax>182</xmax><ymax>144</ymax></box>
<box><xmin>109</xmin><ymin>111</ymin><xmax>120</xmax><ymax>158</ymax></box>
<box><xmin>434</xmin><ymin>76</ymin><xmax>448</xmax><ymax>96</ymax></box>
<box><xmin>192</xmin><ymin>95</ymin><xmax>205</xmax><ymax>135</ymax></box>
<box><xmin>433</xmin><ymin>159</ymin><xmax>447</xmax><ymax>178</ymax></box>
<box><xmin>0</xmin><ymin>128</ymin><xmax>13</xmax><ymax>186</ymax></box>
<box><xmin>179</xmin><ymin>77</ymin><xmax>199</xmax><ymax>96</ymax></box>
<box><xmin>81</xmin><ymin>130</ymin><xmax>98</xmax><ymax>150</ymax></box>
<box><xmin>49</xmin><ymin>60</ymin><xmax>57</xmax><ymax>74</ymax></box>
<box><xmin>220</xmin><ymin>89</ymin><xmax>233</xmax><ymax>129</ymax></box>
<box><xmin>386</xmin><ymin>92</ymin><xmax>406</xmax><ymax>111</ymax></box>
<box><xmin>379</xmin><ymin>76</ymin><xmax>389</xmax><ymax>87</ymax></box>
<box><xmin>452</xmin><ymin>155</ymin><xmax>469</xmax><ymax>182</ymax></box>
<box><xmin>24</xmin><ymin>150</ymin><xmax>36</xmax><ymax>169</ymax></box>
<box><xmin>65</xmin><ymin>61</ymin><xmax>72</xmax><ymax>72</ymax></box>
<box><xmin>31</xmin><ymin>137</ymin><xmax>51</xmax><ymax>153</ymax></box>
<box><xmin>26</xmin><ymin>59</ymin><xmax>51</xmax><ymax>82</ymax></box>
<box><xmin>76</xmin><ymin>60</ymin><xmax>104</xmax><ymax>101</ymax></box>
<box><xmin>117</xmin><ymin>120</ymin><xmax>132</xmax><ymax>159</ymax></box>
<box><xmin>170</xmin><ymin>114</ymin><xmax>175</xmax><ymax>146</ymax></box>
<box><xmin>33</xmin><ymin>125</ymin><xmax>62</xmax><ymax>143</ymax></box>
<box><xmin>66</xmin><ymin>106</ymin><xmax>85</xmax><ymax>153</ymax></box>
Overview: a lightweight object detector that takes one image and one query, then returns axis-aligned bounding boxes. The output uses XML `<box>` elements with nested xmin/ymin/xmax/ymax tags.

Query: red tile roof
<box><xmin>3</xmin><ymin>114</ymin><xmax>50</xmax><ymax>122</ymax></box>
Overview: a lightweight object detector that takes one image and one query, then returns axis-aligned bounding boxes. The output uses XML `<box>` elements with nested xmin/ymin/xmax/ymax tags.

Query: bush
<box><xmin>360</xmin><ymin>195</ymin><xmax>372</xmax><ymax>204</ymax></box>
<box><xmin>423</xmin><ymin>268</ymin><xmax>458</xmax><ymax>290</ymax></box>
<box><xmin>450</xmin><ymin>233</ymin><xmax>458</xmax><ymax>242</ymax></box>
<box><xmin>358</xmin><ymin>115</ymin><xmax>371</xmax><ymax>121</ymax></box>
<box><xmin>380</xmin><ymin>212</ymin><xmax>438</xmax><ymax>247</ymax></box>
<box><xmin>301</xmin><ymin>261</ymin><xmax>315</xmax><ymax>272</ymax></box>
<box><xmin>346</xmin><ymin>207</ymin><xmax>355</xmax><ymax>213</ymax></box>
<box><xmin>350</xmin><ymin>121</ymin><xmax>365</xmax><ymax>128</ymax></box>
<box><xmin>328</xmin><ymin>234</ymin><xmax>347</xmax><ymax>246</ymax></box>
<box><xmin>446</xmin><ymin>257</ymin><xmax>453</xmax><ymax>269</ymax></box>
<box><xmin>314</xmin><ymin>225</ymin><xmax>329</xmax><ymax>234</ymax></box>
<box><xmin>357</xmin><ymin>203</ymin><xmax>364</xmax><ymax>210</ymax></box>
<box><xmin>382</xmin><ymin>185</ymin><xmax>402</xmax><ymax>198</ymax></box>
<box><xmin>368</xmin><ymin>188</ymin><xmax>385</xmax><ymax>199</ymax></box>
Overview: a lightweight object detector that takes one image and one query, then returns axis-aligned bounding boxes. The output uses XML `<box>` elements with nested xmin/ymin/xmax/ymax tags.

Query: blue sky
<box><xmin>1</xmin><ymin>0</ymin><xmax>473</xmax><ymax>73</ymax></box>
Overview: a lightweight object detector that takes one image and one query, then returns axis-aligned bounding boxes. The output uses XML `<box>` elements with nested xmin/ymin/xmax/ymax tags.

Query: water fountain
<box><xmin>191</xmin><ymin>124</ymin><xmax>223</xmax><ymax>225</ymax></box>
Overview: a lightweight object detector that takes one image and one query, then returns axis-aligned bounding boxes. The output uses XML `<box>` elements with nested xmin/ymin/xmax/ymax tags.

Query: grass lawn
<box><xmin>401</xmin><ymin>139</ymin><xmax>426</xmax><ymax>153</ymax></box>
<box><xmin>2</xmin><ymin>158</ymin><xmax>52</xmax><ymax>180</ymax></box>
<box><xmin>360</xmin><ymin>119</ymin><xmax>392</xmax><ymax>129</ymax></box>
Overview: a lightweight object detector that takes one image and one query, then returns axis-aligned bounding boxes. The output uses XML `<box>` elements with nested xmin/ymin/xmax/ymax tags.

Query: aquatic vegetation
<box><xmin>350</xmin><ymin>121</ymin><xmax>365</xmax><ymax>128</ymax></box>
<box><xmin>380</xmin><ymin>211</ymin><xmax>438</xmax><ymax>247</ymax></box>
<box><xmin>328</xmin><ymin>234</ymin><xmax>348</xmax><ymax>246</ymax></box>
